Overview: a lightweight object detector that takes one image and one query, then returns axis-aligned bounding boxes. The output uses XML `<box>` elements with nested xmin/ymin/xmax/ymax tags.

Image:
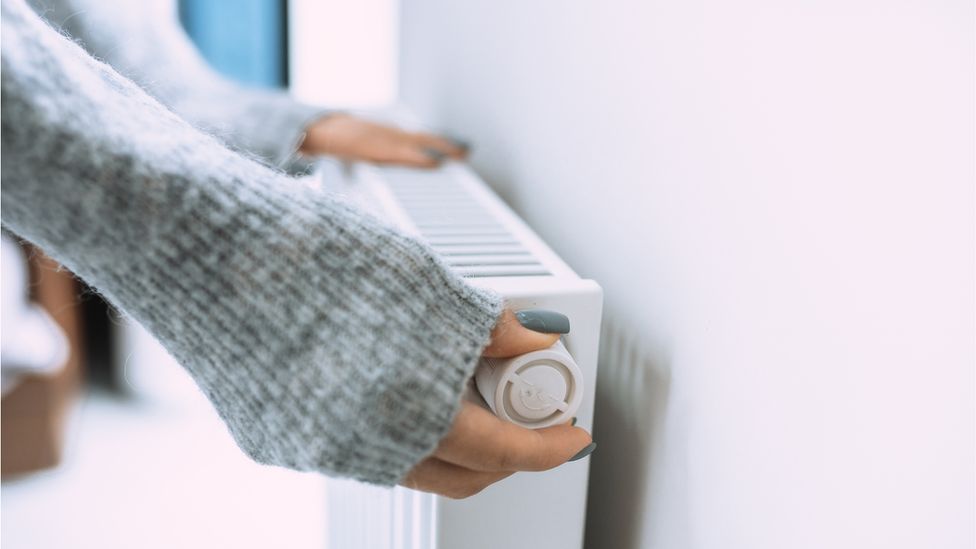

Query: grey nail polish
<box><xmin>569</xmin><ymin>442</ymin><xmax>596</xmax><ymax>462</ymax></box>
<box><xmin>571</xmin><ymin>417</ymin><xmax>578</xmax><ymax>426</ymax></box>
<box><xmin>515</xmin><ymin>309</ymin><xmax>570</xmax><ymax>334</ymax></box>
<box><xmin>423</xmin><ymin>147</ymin><xmax>447</xmax><ymax>162</ymax></box>
<box><xmin>448</xmin><ymin>137</ymin><xmax>471</xmax><ymax>151</ymax></box>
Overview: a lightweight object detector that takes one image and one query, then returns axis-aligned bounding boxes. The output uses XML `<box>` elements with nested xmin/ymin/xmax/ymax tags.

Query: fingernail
<box><xmin>448</xmin><ymin>137</ymin><xmax>471</xmax><ymax>151</ymax></box>
<box><xmin>515</xmin><ymin>309</ymin><xmax>570</xmax><ymax>334</ymax></box>
<box><xmin>423</xmin><ymin>147</ymin><xmax>447</xmax><ymax>163</ymax></box>
<box><xmin>571</xmin><ymin>417</ymin><xmax>578</xmax><ymax>426</ymax></box>
<box><xmin>569</xmin><ymin>442</ymin><xmax>596</xmax><ymax>462</ymax></box>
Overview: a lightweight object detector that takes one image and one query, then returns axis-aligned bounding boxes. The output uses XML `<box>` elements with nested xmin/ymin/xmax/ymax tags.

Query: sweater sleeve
<box><xmin>26</xmin><ymin>0</ymin><xmax>328</xmax><ymax>169</ymax></box>
<box><xmin>1</xmin><ymin>0</ymin><xmax>502</xmax><ymax>485</ymax></box>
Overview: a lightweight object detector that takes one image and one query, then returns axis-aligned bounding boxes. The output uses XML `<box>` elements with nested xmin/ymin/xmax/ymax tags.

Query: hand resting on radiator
<box><xmin>300</xmin><ymin>113</ymin><xmax>469</xmax><ymax>168</ymax></box>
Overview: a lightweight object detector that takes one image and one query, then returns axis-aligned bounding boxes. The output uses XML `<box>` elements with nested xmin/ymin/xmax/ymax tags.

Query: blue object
<box><xmin>179</xmin><ymin>0</ymin><xmax>287</xmax><ymax>88</ymax></box>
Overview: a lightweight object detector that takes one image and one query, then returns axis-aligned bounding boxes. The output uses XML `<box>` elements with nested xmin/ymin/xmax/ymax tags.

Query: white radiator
<box><xmin>316</xmin><ymin>156</ymin><xmax>603</xmax><ymax>549</ymax></box>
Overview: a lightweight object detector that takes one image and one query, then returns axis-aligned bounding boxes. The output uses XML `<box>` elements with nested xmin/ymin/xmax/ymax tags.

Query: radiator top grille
<box><xmin>381</xmin><ymin>167</ymin><xmax>553</xmax><ymax>278</ymax></box>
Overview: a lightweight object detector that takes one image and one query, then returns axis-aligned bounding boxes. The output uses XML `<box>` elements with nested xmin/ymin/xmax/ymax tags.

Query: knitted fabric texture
<box><xmin>26</xmin><ymin>0</ymin><xmax>327</xmax><ymax>169</ymax></box>
<box><xmin>1</xmin><ymin>0</ymin><xmax>502</xmax><ymax>485</ymax></box>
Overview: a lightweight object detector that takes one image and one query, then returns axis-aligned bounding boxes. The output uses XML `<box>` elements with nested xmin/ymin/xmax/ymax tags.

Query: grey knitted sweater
<box><xmin>0</xmin><ymin>0</ymin><xmax>502</xmax><ymax>485</ymax></box>
<box><xmin>26</xmin><ymin>0</ymin><xmax>325</xmax><ymax>169</ymax></box>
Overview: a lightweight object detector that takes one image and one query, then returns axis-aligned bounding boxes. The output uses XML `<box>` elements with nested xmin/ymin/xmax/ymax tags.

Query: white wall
<box><xmin>290</xmin><ymin>0</ymin><xmax>397</xmax><ymax>107</ymax></box>
<box><xmin>399</xmin><ymin>1</ymin><xmax>975</xmax><ymax>548</ymax></box>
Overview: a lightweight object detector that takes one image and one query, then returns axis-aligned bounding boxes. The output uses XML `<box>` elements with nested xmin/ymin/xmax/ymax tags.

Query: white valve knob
<box><xmin>474</xmin><ymin>340</ymin><xmax>583</xmax><ymax>429</ymax></box>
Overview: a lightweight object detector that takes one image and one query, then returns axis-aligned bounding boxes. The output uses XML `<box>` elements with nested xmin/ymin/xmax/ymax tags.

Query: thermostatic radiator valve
<box><xmin>474</xmin><ymin>340</ymin><xmax>583</xmax><ymax>429</ymax></box>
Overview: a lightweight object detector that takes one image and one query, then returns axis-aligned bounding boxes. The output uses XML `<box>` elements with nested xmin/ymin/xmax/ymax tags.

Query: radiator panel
<box><xmin>317</xmin><ymin>159</ymin><xmax>603</xmax><ymax>549</ymax></box>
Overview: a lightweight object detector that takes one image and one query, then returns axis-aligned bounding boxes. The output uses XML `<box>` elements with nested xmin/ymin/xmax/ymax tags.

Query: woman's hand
<box><xmin>300</xmin><ymin>113</ymin><xmax>468</xmax><ymax>167</ymax></box>
<box><xmin>400</xmin><ymin>309</ymin><xmax>595</xmax><ymax>499</ymax></box>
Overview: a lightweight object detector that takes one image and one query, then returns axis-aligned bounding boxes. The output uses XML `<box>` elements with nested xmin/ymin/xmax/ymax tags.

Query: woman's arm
<box><xmin>2</xmin><ymin>0</ymin><xmax>501</xmax><ymax>485</ymax></box>
<box><xmin>27</xmin><ymin>0</ymin><xmax>325</xmax><ymax>167</ymax></box>
<box><xmin>26</xmin><ymin>0</ymin><xmax>468</xmax><ymax>170</ymax></box>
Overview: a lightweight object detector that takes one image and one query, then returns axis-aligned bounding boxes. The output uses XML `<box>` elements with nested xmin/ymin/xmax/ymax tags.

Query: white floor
<box><xmin>1</xmin><ymin>322</ymin><xmax>328</xmax><ymax>549</ymax></box>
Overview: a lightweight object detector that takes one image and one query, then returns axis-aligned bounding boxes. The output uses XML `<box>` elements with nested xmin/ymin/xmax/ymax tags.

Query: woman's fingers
<box><xmin>302</xmin><ymin>114</ymin><xmax>469</xmax><ymax>168</ymax></box>
<box><xmin>401</xmin><ymin>456</ymin><xmax>513</xmax><ymax>500</ymax></box>
<box><xmin>410</xmin><ymin>132</ymin><xmax>468</xmax><ymax>160</ymax></box>
<box><xmin>482</xmin><ymin>308</ymin><xmax>560</xmax><ymax>358</ymax></box>
<box><xmin>434</xmin><ymin>402</ymin><xmax>592</xmax><ymax>473</ymax></box>
<box><xmin>387</xmin><ymin>140</ymin><xmax>444</xmax><ymax>168</ymax></box>
<box><xmin>403</xmin><ymin>308</ymin><xmax>588</xmax><ymax>499</ymax></box>
<box><xmin>402</xmin><ymin>402</ymin><xmax>590</xmax><ymax>499</ymax></box>
<box><xmin>390</xmin><ymin>132</ymin><xmax>467</xmax><ymax>167</ymax></box>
